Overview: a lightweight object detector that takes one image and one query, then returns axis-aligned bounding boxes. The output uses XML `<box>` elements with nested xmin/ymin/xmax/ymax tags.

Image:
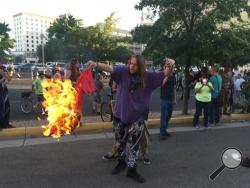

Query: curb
<box><xmin>1</xmin><ymin>114</ymin><xmax>250</xmax><ymax>139</ymax></box>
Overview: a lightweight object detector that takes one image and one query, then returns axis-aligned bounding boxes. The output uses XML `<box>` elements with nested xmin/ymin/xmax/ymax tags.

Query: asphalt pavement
<box><xmin>0</xmin><ymin>122</ymin><xmax>250</xmax><ymax>188</ymax></box>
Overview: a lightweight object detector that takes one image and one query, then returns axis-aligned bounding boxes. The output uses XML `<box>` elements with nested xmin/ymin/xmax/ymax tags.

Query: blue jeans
<box><xmin>160</xmin><ymin>100</ymin><xmax>173</xmax><ymax>135</ymax></box>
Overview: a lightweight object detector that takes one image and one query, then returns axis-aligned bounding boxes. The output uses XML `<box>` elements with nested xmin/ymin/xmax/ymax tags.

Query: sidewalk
<box><xmin>3</xmin><ymin>112</ymin><xmax>250</xmax><ymax>140</ymax></box>
<box><xmin>10</xmin><ymin>110</ymin><xmax>195</xmax><ymax>128</ymax></box>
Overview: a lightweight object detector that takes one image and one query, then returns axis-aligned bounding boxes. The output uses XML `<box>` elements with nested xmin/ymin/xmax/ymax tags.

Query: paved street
<box><xmin>0</xmin><ymin>122</ymin><xmax>250</xmax><ymax>188</ymax></box>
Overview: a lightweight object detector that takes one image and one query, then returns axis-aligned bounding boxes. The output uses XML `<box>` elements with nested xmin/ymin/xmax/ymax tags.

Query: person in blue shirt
<box><xmin>209</xmin><ymin>66</ymin><xmax>222</xmax><ymax>126</ymax></box>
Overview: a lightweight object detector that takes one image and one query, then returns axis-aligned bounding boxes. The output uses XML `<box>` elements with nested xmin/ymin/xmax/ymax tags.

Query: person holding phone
<box><xmin>193</xmin><ymin>74</ymin><xmax>214</xmax><ymax>128</ymax></box>
<box><xmin>160</xmin><ymin>58</ymin><xmax>176</xmax><ymax>139</ymax></box>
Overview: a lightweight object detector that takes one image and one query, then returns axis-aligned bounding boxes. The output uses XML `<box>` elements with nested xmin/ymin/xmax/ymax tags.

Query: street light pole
<box><xmin>40</xmin><ymin>34</ymin><xmax>45</xmax><ymax>73</ymax></box>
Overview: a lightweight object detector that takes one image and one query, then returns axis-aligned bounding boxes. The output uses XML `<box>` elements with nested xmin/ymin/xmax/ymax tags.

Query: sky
<box><xmin>0</xmin><ymin>0</ymin><xmax>143</xmax><ymax>37</ymax></box>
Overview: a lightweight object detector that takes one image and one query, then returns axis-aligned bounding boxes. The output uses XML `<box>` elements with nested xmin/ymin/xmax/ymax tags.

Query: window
<box><xmin>31</xmin><ymin>36</ymin><xmax>34</xmax><ymax>39</ymax></box>
<box><xmin>32</xmin><ymin>49</ymin><xmax>34</xmax><ymax>52</ymax></box>
<box><xmin>27</xmin><ymin>40</ymin><xmax>29</xmax><ymax>43</ymax></box>
<box><xmin>37</xmin><ymin>41</ymin><xmax>39</xmax><ymax>43</ymax></box>
<box><xmin>36</xmin><ymin>36</ymin><xmax>38</xmax><ymax>39</ymax></box>
<box><xmin>27</xmin><ymin>44</ymin><xmax>29</xmax><ymax>47</ymax></box>
<box><xmin>26</xmin><ymin>36</ymin><xmax>29</xmax><ymax>38</ymax></box>
<box><xmin>32</xmin><ymin>45</ymin><xmax>34</xmax><ymax>47</ymax></box>
<box><xmin>32</xmin><ymin>40</ymin><xmax>34</xmax><ymax>43</ymax></box>
<box><xmin>27</xmin><ymin>48</ymin><xmax>29</xmax><ymax>51</ymax></box>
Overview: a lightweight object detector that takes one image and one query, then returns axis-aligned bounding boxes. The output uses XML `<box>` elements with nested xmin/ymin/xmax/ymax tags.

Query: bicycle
<box><xmin>100</xmin><ymin>93</ymin><xmax>115</xmax><ymax>122</ymax></box>
<box><xmin>20</xmin><ymin>91</ymin><xmax>44</xmax><ymax>114</ymax></box>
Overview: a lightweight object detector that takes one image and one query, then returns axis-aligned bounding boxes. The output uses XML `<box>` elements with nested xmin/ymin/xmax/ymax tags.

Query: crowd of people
<box><xmin>176</xmin><ymin>67</ymin><xmax>250</xmax><ymax>116</ymax></box>
<box><xmin>97</xmin><ymin>59</ymin><xmax>250</xmax><ymax>183</ymax></box>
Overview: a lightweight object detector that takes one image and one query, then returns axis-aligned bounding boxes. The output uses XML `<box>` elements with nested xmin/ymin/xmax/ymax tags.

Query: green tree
<box><xmin>134</xmin><ymin>0</ymin><xmax>250</xmax><ymax>114</ymax></box>
<box><xmin>96</xmin><ymin>12</ymin><xmax>121</xmax><ymax>62</ymax></box>
<box><xmin>48</xmin><ymin>14</ymin><xmax>83</xmax><ymax>40</ymax></box>
<box><xmin>37</xmin><ymin>38</ymin><xmax>65</xmax><ymax>62</ymax></box>
<box><xmin>205</xmin><ymin>23</ymin><xmax>250</xmax><ymax>67</ymax></box>
<box><xmin>38</xmin><ymin>13</ymin><xmax>133</xmax><ymax>63</ymax></box>
<box><xmin>111</xmin><ymin>46</ymin><xmax>133</xmax><ymax>63</ymax></box>
<box><xmin>0</xmin><ymin>22</ymin><xmax>15</xmax><ymax>62</ymax></box>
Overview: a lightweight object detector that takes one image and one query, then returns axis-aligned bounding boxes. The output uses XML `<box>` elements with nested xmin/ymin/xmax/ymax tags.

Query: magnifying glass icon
<box><xmin>210</xmin><ymin>148</ymin><xmax>242</xmax><ymax>180</ymax></box>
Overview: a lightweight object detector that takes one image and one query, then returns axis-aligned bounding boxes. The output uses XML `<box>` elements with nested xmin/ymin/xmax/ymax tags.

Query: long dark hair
<box><xmin>70</xmin><ymin>58</ymin><xmax>80</xmax><ymax>76</ymax></box>
<box><xmin>130</xmin><ymin>55</ymin><xmax>147</xmax><ymax>89</ymax></box>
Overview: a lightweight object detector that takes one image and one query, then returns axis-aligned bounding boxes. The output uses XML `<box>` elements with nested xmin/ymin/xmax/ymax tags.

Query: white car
<box><xmin>31</xmin><ymin>64</ymin><xmax>45</xmax><ymax>72</ymax></box>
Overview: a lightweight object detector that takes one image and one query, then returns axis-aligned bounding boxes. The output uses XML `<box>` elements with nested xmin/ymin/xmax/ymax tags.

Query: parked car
<box><xmin>31</xmin><ymin>64</ymin><xmax>45</xmax><ymax>72</ymax></box>
<box><xmin>13</xmin><ymin>63</ymin><xmax>23</xmax><ymax>70</ymax></box>
<box><xmin>46</xmin><ymin>62</ymin><xmax>54</xmax><ymax>67</ymax></box>
<box><xmin>46</xmin><ymin>62</ymin><xmax>65</xmax><ymax>72</ymax></box>
<box><xmin>3</xmin><ymin>63</ymin><xmax>9</xmax><ymax>70</ymax></box>
<box><xmin>19</xmin><ymin>63</ymin><xmax>36</xmax><ymax>72</ymax></box>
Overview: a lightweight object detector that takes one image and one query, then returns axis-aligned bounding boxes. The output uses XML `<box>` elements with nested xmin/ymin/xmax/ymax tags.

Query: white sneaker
<box><xmin>195</xmin><ymin>125</ymin><xmax>200</xmax><ymax>129</ymax></box>
<box><xmin>210</xmin><ymin>123</ymin><xmax>215</xmax><ymax>127</ymax></box>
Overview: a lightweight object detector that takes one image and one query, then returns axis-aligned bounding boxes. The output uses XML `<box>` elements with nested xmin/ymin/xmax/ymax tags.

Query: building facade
<box><xmin>13</xmin><ymin>12</ymin><xmax>55</xmax><ymax>63</ymax></box>
<box><xmin>96</xmin><ymin>22</ymin><xmax>145</xmax><ymax>55</ymax></box>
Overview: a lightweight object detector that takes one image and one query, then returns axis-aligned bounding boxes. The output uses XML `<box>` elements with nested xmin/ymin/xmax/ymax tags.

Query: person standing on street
<box><xmin>221</xmin><ymin>68</ymin><xmax>233</xmax><ymax>115</ymax></box>
<box><xmin>92</xmin><ymin>73</ymin><xmax>104</xmax><ymax>114</ymax></box>
<box><xmin>234</xmin><ymin>74</ymin><xmax>245</xmax><ymax>105</ymax></box>
<box><xmin>65</xmin><ymin>58</ymin><xmax>81</xmax><ymax>87</ymax></box>
<box><xmin>160</xmin><ymin>59</ymin><xmax>176</xmax><ymax>139</ymax></box>
<box><xmin>32</xmin><ymin>72</ymin><xmax>45</xmax><ymax>107</ymax></box>
<box><xmin>87</xmin><ymin>55</ymin><xmax>174</xmax><ymax>183</ymax></box>
<box><xmin>0</xmin><ymin>64</ymin><xmax>13</xmax><ymax>128</ymax></box>
<box><xmin>193</xmin><ymin>74</ymin><xmax>214</xmax><ymax>128</ymax></box>
<box><xmin>209</xmin><ymin>67</ymin><xmax>222</xmax><ymax>126</ymax></box>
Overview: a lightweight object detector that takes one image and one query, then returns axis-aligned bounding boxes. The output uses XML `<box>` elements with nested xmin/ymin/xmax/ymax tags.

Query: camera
<box><xmin>202</xmin><ymin>78</ymin><xmax>208</xmax><ymax>84</ymax></box>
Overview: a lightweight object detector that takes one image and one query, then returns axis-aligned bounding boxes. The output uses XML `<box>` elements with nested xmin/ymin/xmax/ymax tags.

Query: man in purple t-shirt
<box><xmin>87</xmin><ymin>55</ymin><xmax>175</xmax><ymax>183</ymax></box>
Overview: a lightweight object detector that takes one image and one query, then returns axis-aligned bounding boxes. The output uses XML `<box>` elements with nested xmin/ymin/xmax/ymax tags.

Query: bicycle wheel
<box><xmin>20</xmin><ymin>98</ymin><xmax>33</xmax><ymax>114</ymax></box>
<box><xmin>100</xmin><ymin>101</ymin><xmax>112</xmax><ymax>122</ymax></box>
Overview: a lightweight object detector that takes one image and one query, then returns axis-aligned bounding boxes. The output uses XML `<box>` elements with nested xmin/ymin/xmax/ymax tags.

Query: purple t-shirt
<box><xmin>112</xmin><ymin>66</ymin><xmax>164</xmax><ymax>124</ymax></box>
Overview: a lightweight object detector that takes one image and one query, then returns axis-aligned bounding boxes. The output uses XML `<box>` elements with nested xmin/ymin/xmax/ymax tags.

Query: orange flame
<box><xmin>42</xmin><ymin>79</ymin><xmax>80</xmax><ymax>138</ymax></box>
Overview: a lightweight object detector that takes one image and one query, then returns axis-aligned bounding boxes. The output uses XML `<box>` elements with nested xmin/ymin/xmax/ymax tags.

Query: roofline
<box><xmin>13</xmin><ymin>12</ymin><xmax>55</xmax><ymax>20</ymax></box>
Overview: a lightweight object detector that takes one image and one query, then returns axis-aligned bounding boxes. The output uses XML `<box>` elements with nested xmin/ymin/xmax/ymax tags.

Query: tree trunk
<box><xmin>182</xmin><ymin>55</ymin><xmax>191</xmax><ymax>115</ymax></box>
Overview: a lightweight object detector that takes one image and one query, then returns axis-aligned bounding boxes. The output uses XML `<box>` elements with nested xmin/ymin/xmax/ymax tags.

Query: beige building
<box><xmin>97</xmin><ymin>22</ymin><xmax>145</xmax><ymax>55</ymax></box>
<box><xmin>13</xmin><ymin>12</ymin><xmax>55</xmax><ymax>63</ymax></box>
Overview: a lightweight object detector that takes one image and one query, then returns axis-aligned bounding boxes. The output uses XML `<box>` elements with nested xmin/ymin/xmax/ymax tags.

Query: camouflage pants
<box><xmin>113</xmin><ymin>117</ymin><xmax>144</xmax><ymax>168</ymax></box>
<box><xmin>243</xmin><ymin>97</ymin><xmax>250</xmax><ymax>113</ymax></box>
